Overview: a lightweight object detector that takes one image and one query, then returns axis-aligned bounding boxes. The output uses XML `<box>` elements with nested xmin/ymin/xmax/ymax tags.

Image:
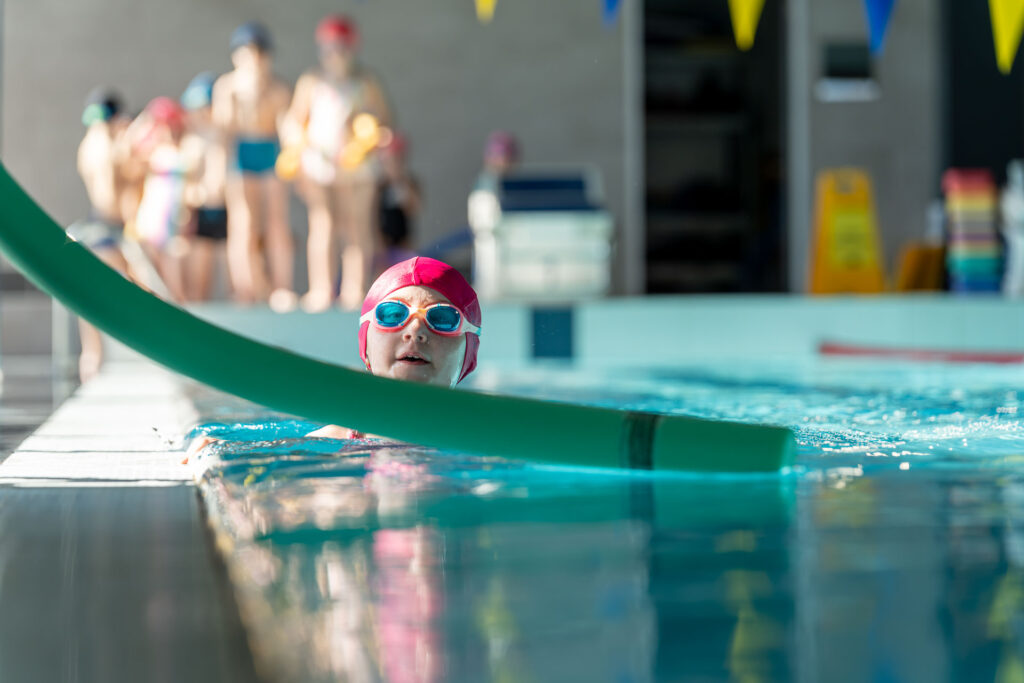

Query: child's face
<box><xmin>186</xmin><ymin>106</ymin><xmax>212</xmax><ymax>128</ymax></box>
<box><xmin>365</xmin><ymin>285</ymin><xmax>467</xmax><ymax>387</ymax></box>
<box><xmin>231</xmin><ymin>45</ymin><xmax>271</xmax><ymax>74</ymax></box>
<box><xmin>319</xmin><ymin>42</ymin><xmax>355</xmax><ymax>78</ymax></box>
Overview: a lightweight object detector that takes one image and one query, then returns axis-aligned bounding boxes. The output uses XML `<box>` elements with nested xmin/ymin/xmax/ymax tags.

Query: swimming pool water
<box><xmin>189</xmin><ymin>359</ymin><xmax>1024</xmax><ymax>682</ymax></box>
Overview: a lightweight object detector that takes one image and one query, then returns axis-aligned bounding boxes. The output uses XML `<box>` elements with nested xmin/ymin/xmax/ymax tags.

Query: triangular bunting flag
<box><xmin>603</xmin><ymin>0</ymin><xmax>623</xmax><ymax>26</ymax></box>
<box><xmin>476</xmin><ymin>0</ymin><xmax>497</xmax><ymax>24</ymax></box>
<box><xmin>728</xmin><ymin>0</ymin><xmax>766</xmax><ymax>51</ymax></box>
<box><xmin>864</xmin><ymin>0</ymin><xmax>896</xmax><ymax>55</ymax></box>
<box><xmin>990</xmin><ymin>0</ymin><xmax>1024</xmax><ymax>74</ymax></box>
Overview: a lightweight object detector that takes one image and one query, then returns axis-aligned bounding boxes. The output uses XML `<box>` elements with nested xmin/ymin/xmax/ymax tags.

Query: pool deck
<box><xmin>0</xmin><ymin>359</ymin><xmax>259</xmax><ymax>682</ymax></box>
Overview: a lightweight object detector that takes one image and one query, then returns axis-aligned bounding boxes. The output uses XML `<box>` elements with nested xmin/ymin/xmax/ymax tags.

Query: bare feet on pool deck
<box><xmin>336</xmin><ymin>294</ymin><xmax>362</xmax><ymax>312</ymax></box>
<box><xmin>300</xmin><ymin>288</ymin><xmax>333</xmax><ymax>313</ymax></box>
<box><xmin>268</xmin><ymin>288</ymin><xmax>299</xmax><ymax>313</ymax></box>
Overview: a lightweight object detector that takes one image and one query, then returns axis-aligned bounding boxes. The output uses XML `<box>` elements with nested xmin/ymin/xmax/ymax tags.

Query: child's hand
<box><xmin>182</xmin><ymin>434</ymin><xmax>220</xmax><ymax>465</ymax></box>
<box><xmin>306</xmin><ymin>424</ymin><xmax>363</xmax><ymax>439</ymax></box>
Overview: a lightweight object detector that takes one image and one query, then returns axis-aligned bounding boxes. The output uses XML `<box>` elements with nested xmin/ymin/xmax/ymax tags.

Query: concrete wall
<box><xmin>2</xmin><ymin>0</ymin><xmax>628</xmax><ymax>289</ymax></box>
<box><xmin>787</xmin><ymin>0</ymin><xmax>942</xmax><ymax>291</ymax></box>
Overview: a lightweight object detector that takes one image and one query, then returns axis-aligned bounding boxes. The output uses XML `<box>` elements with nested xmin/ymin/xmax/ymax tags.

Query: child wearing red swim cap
<box><xmin>281</xmin><ymin>14</ymin><xmax>393</xmax><ymax>313</ymax></box>
<box><xmin>130</xmin><ymin>97</ymin><xmax>197</xmax><ymax>304</ymax></box>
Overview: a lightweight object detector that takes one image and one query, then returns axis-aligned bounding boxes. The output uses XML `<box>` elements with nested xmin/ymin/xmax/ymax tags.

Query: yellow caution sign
<box><xmin>476</xmin><ymin>0</ymin><xmax>497</xmax><ymax>24</ymax></box>
<box><xmin>729</xmin><ymin>0</ymin><xmax>766</xmax><ymax>51</ymax></box>
<box><xmin>810</xmin><ymin>169</ymin><xmax>886</xmax><ymax>294</ymax></box>
<box><xmin>991</xmin><ymin>0</ymin><xmax>1024</xmax><ymax>74</ymax></box>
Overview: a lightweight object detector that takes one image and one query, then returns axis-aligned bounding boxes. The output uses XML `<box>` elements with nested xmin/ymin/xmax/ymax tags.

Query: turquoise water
<box><xmin>190</xmin><ymin>359</ymin><xmax>1024</xmax><ymax>682</ymax></box>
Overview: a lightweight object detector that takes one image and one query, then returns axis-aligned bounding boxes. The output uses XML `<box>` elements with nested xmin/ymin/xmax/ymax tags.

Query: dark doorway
<box><xmin>944</xmin><ymin>0</ymin><xmax>1024</xmax><ymax>184</ymax></box>
<box><xmin>643</xmin><ymin>0</ymin><xmax>786</xmax><ymax>293</ymax></box>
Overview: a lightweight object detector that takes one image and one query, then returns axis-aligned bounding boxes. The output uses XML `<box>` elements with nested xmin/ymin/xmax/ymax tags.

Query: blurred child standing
<box><xmin>181</xmin><ymin>72</ymin><xmax>230</xmax><ymax>301</ymax></box>
<box><xmin>131</xmin><ymin>97</ymin><xmax>196</xmax><ymax>303</ymax></box>
<box><xmin>72</xmin><ymin>87</ymin><xmax>132</xmax><ymax>381</ymax></box>
<box><xmin>283</xmin><ymin>15</ymin><xmax>393</xmax><ymax>312</ymax></box>
<box><xmin>213</xmin><ymin>22</ymin><xmax>296</xmax><ymax>310</ymax></box>
<box><xmin>376</xmin><ymin>132</ymin><xmax>420</xmax><ymax>272</ymax></box>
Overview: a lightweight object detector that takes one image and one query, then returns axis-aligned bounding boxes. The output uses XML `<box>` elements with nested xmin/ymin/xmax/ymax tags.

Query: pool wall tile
<box><xmin>178</xmin><ymin>295</ymin><xmax>1024</xmax><ymax>370</ymax></box>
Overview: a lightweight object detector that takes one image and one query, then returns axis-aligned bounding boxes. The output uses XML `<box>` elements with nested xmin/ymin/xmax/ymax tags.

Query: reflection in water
<box><xmin>374</xmin><ymin>527</ymin><xmax>442</xmax><ymax>683</ymax></box>
<box><xmin>189</xmin><ymin>360</ymin><xmax>1024</xmax><ymax>681</ymax></box>
<box><xmin>195</xmin><ymin>439</ymin><xmax>790</xmax><ymax>682</ymax></box>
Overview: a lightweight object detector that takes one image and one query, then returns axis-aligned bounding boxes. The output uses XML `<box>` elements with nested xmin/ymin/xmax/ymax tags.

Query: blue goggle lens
<box><xmin>425</xmin><ymin>306</ymin><xmax>461</xmax><ymax>332</ymax></box>
<box><xmin>375</xmin><ymin>301</ymin><xmax>410</xmax><ymax>327</ymax></box>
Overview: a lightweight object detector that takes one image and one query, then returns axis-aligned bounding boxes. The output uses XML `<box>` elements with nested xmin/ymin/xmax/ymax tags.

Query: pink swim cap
<box><xmin>359</xmin><ymin>257</ymin><xmax>481</xmax><ymax>383</ymax></box>
<box><xmin>485</xmin><ymin>131</ymin><xmax>520</xmax><ymax>164</ymax></box>
<box><xmin>146</xmin><ymin>97</ymin><xmax>186</xmax><ymax>133</ymax></box>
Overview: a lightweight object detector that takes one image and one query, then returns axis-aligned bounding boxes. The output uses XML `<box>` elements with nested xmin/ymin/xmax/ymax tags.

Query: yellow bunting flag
<box><xmin>990</xmin><ymin>0</ymin><xmax>1024</xmax><ymax>74</ymax></box>
<box><xmin>728</xmin><ymin>0</ymin><xmax>766</xmax><ymax>51</ymax></box>
<box><xmin>809</xmin><ymin>168</ymin><xmax>886</xmax><ymax>294</ymax></box>
<box><xmin>476</xmin><ymin>0</ymin><xmax>497</xmax><ymax>24</ymax></box>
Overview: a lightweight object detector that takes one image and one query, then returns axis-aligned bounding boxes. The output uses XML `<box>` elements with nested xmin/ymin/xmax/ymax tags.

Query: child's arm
<box><xmin>280</xmin><ymin>72</ymin><xmax>315</xmax><ymax>148</ymax></box>
<box><xmin>211</xmin><ymin>74</ymin><xmax>236</xmax><ymax>136</ymax></box>
<box><xmin>182</xmin><ymin>433</ymin><xmax>218</xmax><ymax>464</ymax></box>
<box><xmin>362</xmin><ymin>73</ymin><xmax>393</xmax><ymax>128</ymax></box>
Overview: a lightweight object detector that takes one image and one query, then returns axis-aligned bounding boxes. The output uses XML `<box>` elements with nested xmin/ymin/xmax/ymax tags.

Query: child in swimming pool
<box><xmin>307</xmin><ymin>256</ymin><xmax>481</xmax><ymax>438</ymax></box>
<box><xmin>186</xmin><ymin>257</ymin><xmax>480</xmax><ymax>456</ymax></box>
<box><xmin>212</xmin><ymin>22</ymin><xmax>297</xmax><ymax>310</ymax></box>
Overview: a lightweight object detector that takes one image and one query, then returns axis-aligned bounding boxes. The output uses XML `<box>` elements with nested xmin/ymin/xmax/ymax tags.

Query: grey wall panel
<box><xmin>806</xmin><ymin>0</ymin><xmax>941</xmax><ymax>278</ymax></box>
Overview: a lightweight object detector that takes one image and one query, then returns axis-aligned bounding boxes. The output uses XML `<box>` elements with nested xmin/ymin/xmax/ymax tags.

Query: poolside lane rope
<box><xmin>0</xmin><ymin>163</ymin><xmax>795</xmax><ymax>473</ymax></box>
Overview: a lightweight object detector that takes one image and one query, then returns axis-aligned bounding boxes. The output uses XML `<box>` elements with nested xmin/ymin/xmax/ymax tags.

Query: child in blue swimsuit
<box><xmin>212</xmin><ymin>22</ymin><xmax>297</xmax><ymax>311</ymax></box>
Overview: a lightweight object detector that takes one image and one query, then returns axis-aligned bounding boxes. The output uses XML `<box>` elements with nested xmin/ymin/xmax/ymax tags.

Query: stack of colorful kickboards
<box><xmin>942</xmin><ymin>169</ymin><xmax>1004</xmax><ymax>293</ymax></box>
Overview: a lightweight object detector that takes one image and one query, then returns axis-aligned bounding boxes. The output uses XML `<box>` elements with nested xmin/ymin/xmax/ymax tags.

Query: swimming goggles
<box><xmin>360</xmin><ymin>299</ymin><xmax>481</xmax><ymax>337</ymax></box>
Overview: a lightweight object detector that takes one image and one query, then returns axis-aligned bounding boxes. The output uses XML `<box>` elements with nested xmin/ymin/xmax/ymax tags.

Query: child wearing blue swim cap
<box><xmin>212</xmin><ymin>22</ymin><xmax>297</xmax><ymax>312</ymax></box>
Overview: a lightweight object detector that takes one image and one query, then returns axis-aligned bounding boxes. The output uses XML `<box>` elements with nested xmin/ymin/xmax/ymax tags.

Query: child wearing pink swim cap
<box><xmin>358</xmin><ymin>256</ymin><xmax>481</xmax><ymax>384</ymax></box>
<box><xmin>307</xmin><ymin>256</ymin><xmax>481</xmax><ymax>439</ymax></box>
<box><xmin>186</xmin><ymin>257</ymin><xmax>480</xmax><ymax>457</ymax></box>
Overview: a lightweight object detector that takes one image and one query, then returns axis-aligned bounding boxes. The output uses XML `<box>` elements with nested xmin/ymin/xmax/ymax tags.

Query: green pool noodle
<box><xmin>0</xmin><ymin>163</ymin><xmax>795</xmax><ymax>472</ymax></box>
